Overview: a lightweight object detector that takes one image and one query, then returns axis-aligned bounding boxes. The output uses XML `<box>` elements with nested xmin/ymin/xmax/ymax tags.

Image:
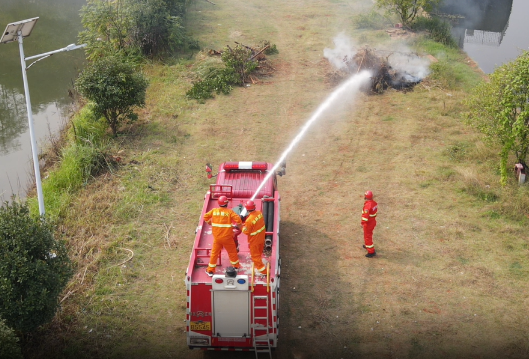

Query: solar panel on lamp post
<box><xmin>0</xmin><ymin>17</ymin><xmax>86</xmax><ymax>216</ymax></box>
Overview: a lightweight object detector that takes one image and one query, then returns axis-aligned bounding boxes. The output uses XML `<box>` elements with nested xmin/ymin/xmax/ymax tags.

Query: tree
<box><xmin>375</xmin><ymin>0</ymin><xmax>441</xmax><ymax>26</ymax></box>
<box><xmin>75</xmin><ymin>55</ymin><xmax>149</xmax><ymax>136</ymax></box>
<box><xmin>0</xmin><ymin>201</ymin><xmax>72</xmax><ymax>333</ymax></box>
<box><xmin>465</xmin><ymin>51</ymin><xmax>529</xmax><ymax>185</ymax></box>
<box><xmin>79</xmin><ymin>0</ymin><xmax>136</xmax><ymax>60</ymax></box>
<box><xmin>79</xmin><ymin>0</ymin><xmax>194</xmax><ymax>59</ymax></box>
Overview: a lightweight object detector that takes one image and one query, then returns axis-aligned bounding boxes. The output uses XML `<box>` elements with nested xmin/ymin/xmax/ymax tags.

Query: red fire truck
<box><xmin>185</xmin><ymin>161</ymin><xmax>284</xmax><ymax>355</ymax></box>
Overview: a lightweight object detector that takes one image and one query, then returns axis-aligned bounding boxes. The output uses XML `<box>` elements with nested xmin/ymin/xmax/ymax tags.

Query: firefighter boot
<box><xmin>365</xmin><ymin>252</ymin><xmax>376</xmax><ymax>258</ymax></box>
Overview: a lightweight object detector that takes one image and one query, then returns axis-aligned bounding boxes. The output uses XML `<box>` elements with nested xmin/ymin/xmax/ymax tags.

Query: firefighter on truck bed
<box><xmin>241</xmin><ymin>200</ymin><xmax>267</xmax><ymax>275</ymax></box>
<box><xmin>204</xmin><ymin>195</ymin><xmax>243</xmax><ymax>276</ymax></box>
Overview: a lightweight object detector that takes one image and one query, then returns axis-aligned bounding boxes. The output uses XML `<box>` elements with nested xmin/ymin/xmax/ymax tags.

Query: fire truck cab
<box><xmin>185</xmin><ymin>161</ymin><xmax>283</xmax><ymax>354</ymax></box>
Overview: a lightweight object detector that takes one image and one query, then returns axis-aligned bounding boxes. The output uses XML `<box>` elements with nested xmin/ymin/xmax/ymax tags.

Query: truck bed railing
<box><xmin>209</xmin><ymin>184</ymin><xmax>233</xmax><ymax>199</ymax></box>
<box><xmin>194</xmin><ymin>248</ymin><xmax>221</xmax><ymax>267</ymax></box>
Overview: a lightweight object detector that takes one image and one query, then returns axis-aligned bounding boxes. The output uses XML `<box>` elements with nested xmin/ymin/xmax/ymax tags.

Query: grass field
<box><xmin>25</xmin><ymin>0</ymin><xmax>529</xmax><ymax>358</ymax></box>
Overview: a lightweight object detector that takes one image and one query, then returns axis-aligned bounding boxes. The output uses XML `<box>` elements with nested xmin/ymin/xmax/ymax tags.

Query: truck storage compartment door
<box><xmin>213</xmin><ymin>291</ymin><xmax>249</xmax><ymax>337</ymax></box>
<box><xmin>212</xmin><ymin>275</ymin><xmax>250</xmax><ymax>337</ymax></box>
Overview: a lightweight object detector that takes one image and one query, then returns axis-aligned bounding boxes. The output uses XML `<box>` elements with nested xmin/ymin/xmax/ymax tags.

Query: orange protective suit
<box><xmin>361</xmin><ymin>199</ymin><xmax>378</xmax><ymax>254</ymax></box>
<box><xmin>242</xmin><ymin>210</ymin><xmax>266</xmax><ymax>273</ymax></box>
<box><xmin>204</xmin><ymin>206</ymin><xmax>243</xmax><ymax>274</ymax></box>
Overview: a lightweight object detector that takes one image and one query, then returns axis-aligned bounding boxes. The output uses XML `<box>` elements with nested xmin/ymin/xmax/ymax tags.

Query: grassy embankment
<box><xmin>26</xmin><ymin>0</ymin><xmax>529</xmax><ymax>358</ymax></box>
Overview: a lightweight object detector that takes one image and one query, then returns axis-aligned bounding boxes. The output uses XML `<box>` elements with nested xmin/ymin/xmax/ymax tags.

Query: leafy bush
<box><xmin>0</xmin><ymin>201</ymin><xmax>72</xmax><ymax>333</ymax></box>
<box><xmin>185</xmin><ymin>68</ymin><xmax>236</xmax><ymax>101</ymax></box>
<box><xmin>261</xmin><ymin>41</ymin><xmax>279</xmax><ymax>55</ymax></box>
<box><xmin>186</xmin><ymin>45</ymin><xmax>258</xmax><ymax>101</ymax></box>
<box><xmin>76</xmin><ymin>55</ymin><xmax>149</xmax><ymax>136</ymax></box>
<box><xmin>80</xmin><ymin>0</ymin><xmax>196</xmax><ymax>60</ymax></box>
<box><xmin>375</xmin><ymin>0</ymin><xmax>441</xmax><ymax>26</ymax></box>
<box><xmin>465</xmin><ymin>51</ymin><xmax>529</xmax><ymax>185</ymax></box>
<box><xmin>0</xmin><ymin>318</ymin><xmax>22</xmax><ymax>359</ymax></box>
<box><xmin>412</xmin><ymin>16</ymin><xmax>457</xmax><ymax>48</ymax></box>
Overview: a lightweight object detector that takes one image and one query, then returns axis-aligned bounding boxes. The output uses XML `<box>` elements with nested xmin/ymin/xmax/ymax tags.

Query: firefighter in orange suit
<box><xmin>361</xmin><ymin>190</ymin><xmax>378</xmax><ymax>258</ymax></box>
<box><xmin>204</xmin><ymin>195</ymin><xmax>243</xmax><ymax>276</ymax></box>
<box><xmin>242</xmin><ymin>200</ymin><xmax>267</xmax><ymax>275</ymax></box>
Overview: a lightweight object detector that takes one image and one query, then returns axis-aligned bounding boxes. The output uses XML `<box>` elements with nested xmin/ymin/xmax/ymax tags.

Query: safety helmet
<box><xmin>364</xmin><ymin>190</ymin><xmax>373</xmax><ymax>200</ymax></box>
<box><xmin>244</xmin><ymin>200</ymin><xmax>256</xmax><ymax>211</ymax></box>
<box><xmin>218</xmin><ymin>195</ymin><xmax>229</xmax><ymax>206</ymax></box>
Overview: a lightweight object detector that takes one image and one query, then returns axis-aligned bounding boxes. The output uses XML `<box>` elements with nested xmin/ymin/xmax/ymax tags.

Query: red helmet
<box><xmin>364</xmin><ymin>190</ymin><xmax>373</xmax><ymax>200</ymax></box>
<box><xmin>244</xmin><ymin>200</ymin><xmax>256</xmax><ymax>211</ymax></box>
<box><xmin>218</xmin><ymin>195</ymin><xmax>229</xmax><ymax>206</ymax></box>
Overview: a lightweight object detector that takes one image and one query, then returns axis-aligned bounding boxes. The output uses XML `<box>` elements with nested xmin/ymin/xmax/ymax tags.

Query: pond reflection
<box><xmin>438</xmin><ymin>0</ymin><xmax>513</xmax><ymax>48</ymax></box>
<box><xmin>0</xmin><ymin>0</ymin><xmax>86</xmax><ymax>200</ymax></box>
<box><xmin>0</xmin><ymin>85</ymin><xmax>26</xmax><ymax>154</ymax></box>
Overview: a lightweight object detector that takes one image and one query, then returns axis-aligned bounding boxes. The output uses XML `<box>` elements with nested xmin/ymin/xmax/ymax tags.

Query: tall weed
<box><xmin>28</xmin><ymin>107</ymin><xmax>110</xmax><ymax>221</ymax></box>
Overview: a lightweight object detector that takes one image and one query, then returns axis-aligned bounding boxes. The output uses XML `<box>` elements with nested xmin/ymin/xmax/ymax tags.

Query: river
<box><xmin>439</xmin><ymin>0</ymin><xmax>529</xmax><ymax>74</ymax></box>
<box><xmin>0</xmin><ymin>0</ymin><xmax>86</xmax><ymax>202</ymax></box>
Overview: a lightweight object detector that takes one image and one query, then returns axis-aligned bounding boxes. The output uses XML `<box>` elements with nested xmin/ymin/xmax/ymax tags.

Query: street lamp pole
<box><xmin>16</xmin><ymin>30</ymin><xmax>45</xmax><ymax>215</ymax></box>
<box><xmin>1</xmin><ymin>17</ymin><xmax>86</xmax><ymax>216</ymax></box>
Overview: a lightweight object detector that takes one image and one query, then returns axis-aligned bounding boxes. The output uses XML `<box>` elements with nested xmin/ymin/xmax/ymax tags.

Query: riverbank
<box><xmin>25</xmin><ymin>1</ymin><xmax>529</xmax><ymax>358</ymax></box>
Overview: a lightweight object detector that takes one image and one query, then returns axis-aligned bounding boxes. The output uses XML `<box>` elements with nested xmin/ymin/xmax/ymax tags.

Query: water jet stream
<box><xmin>251</xmin><ymin>70</ymin><xmax>372</xmax><ymax>201</ymax></box>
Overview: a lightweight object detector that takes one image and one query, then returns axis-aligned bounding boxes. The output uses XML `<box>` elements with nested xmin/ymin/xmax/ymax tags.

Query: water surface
<box><xmin>440</xmin><ymin>0</ymin><xmax>529</xmax><ymax>73</ymax></box>
<box><xmin>0</xmin><ymin>0</ymin><xmax>86</xmax><ymax>201</ymax></box>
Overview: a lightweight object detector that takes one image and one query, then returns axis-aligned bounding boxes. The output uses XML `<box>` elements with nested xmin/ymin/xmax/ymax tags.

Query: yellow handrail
<box><xmin>251</xmin><ymin>262</ymin><xmax>255</xmax><ymax>293</ymax></box>
<box><xmin>266</xmin><ymin>261</ymin><xmax>270</xmax><ymax>292</ymax></box>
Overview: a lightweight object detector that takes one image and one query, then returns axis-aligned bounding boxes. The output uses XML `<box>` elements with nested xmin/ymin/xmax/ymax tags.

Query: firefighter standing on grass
<box><xmin>204</xmin><ymin>196</ymin><xmax>242</xmax><ymax>276</ymax></box>
<box><xmin>242</xmin><ymin>200</ymin><xmax>267</xmax><ymax>275</ymax></box>
<box><xmin>361</xmin><ymin>190</ymin><xmax>378</xmax><ymax>258</ymax></box>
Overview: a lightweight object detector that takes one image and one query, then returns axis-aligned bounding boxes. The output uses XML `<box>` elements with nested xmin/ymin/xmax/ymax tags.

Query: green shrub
<box><xmin>0</xmin><ymin>201</ymin><xmax>72</xmax><ymax>333</ymax></box>
<box><xmin>0</xmin><ymin>319</ymin><xmax>22</xmax><ymax>359</ymax></box>
<box><xmin>79</xmin><ymin>0</ymin><xmax>195</xmax><ymax>60</ymax></box>
<box><xmin>76</xmin><ymin>55</ymin><xmax>149</xmax><ymax>137</ymax></box>
<box><xmin>186</xmin><ymin>45</ymin><xmax>259</xmax><ymax>101</ymax></box>
<box><xmin>412</xmin><ymin>16</ymin><xmax>457</xmax><ymax>48</ymax></box>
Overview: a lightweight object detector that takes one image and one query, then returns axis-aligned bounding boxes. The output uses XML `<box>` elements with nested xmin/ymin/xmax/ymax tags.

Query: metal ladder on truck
<box><xmin>252</xmin><ymin>293</ymin><xmax>272</xmax><ymax>359</ymax></box>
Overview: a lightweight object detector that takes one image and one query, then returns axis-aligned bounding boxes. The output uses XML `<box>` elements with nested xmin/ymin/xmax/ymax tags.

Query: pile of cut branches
<box><xmin>187</xmin><ymin>41</ymin><xmax>277</xmax><ymax>102</ymax></box>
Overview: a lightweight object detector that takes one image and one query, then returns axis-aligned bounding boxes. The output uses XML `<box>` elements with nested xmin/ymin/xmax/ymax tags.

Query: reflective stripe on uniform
<box><xmin>362</xmin><ymin>217</ymin><xmax>369</xmax><ymax>221</ymax></box>
<box><xmin>369</xmin><ymin>214</ymin><xmax>377</xmax><ymax>217</ymax></box>
<box><xmin>212</xmin><ymin>223</ymin><xmax>232</xmax><ymax>228</ymax></box>
<box><xmin>208</xmin><ymin>263</ymin><xmax>216</xmax><ymax>268</ymax></box>
<box><xmin>250</xmin><ymin>225</ymin><xmax>265</xmax><ymax>236</ymax></box>
<box><xmin>365</xmin><ymin>244</ymin><xmax>375</xmax><ymax>248</ymax></box>
<box><xmin>230</xmin><ymin>260</ymin><xmax>240</xmax><ymax>265</ymax></box>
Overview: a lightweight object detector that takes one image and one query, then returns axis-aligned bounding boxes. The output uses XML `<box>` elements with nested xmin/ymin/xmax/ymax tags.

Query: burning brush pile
<box><xmin>328</xmin><ymin>46</ymin><xmax>425</xmax><ymax>93</ymax></box>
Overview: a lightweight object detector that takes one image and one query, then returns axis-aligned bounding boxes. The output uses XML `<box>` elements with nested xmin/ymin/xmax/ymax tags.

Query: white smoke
<box><xmin>323</xmin><ymin>32</ymin><xmax>357</xmax><ymax>70</ymax></box>
<box><xmin>386</xmin><ymin>45</ymin><xmax>431</xmax><ymax>79</ymax></box>
<box><xmin>324</xmin><ymin>33</ymin><xmax>432</xmax><ymax>80</ymax></box>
